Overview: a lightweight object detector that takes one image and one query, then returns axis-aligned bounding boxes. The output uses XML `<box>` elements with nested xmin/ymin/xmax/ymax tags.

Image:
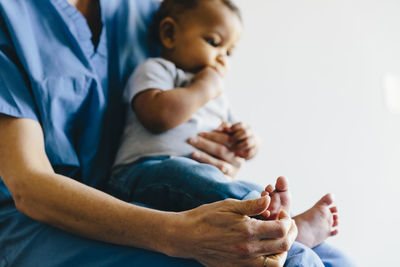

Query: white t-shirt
<box><xmin>113</xmin><ymin>58</ymin><xmax>237</xmax><ymax>168</ymax></box>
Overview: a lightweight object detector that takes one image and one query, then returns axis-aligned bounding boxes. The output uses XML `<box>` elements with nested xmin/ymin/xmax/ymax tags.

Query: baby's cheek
<box><xmin>199</xmin><ymin>49</ymin><xmax>217</xmax><ymax>67</ymax></box>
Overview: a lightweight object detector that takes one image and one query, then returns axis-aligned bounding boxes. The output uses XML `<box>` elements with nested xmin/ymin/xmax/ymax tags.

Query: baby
<box><xmin>110</xmin><ymin>0</ymin><xmax>338</xmax><ymax>251</ymax></box>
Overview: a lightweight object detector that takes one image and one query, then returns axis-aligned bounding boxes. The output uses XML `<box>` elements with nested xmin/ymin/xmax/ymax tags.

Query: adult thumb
<box><xmin>232</xmin><ymin>196</ymin><xmax>270</xmax><ymax>217</ymax></box>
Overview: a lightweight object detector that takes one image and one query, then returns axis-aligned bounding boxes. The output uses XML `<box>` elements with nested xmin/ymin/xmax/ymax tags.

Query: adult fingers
<box><xmin>196</xmin><ymin>131</ymin><xmax>233</xmax><ymax>148</ymax></box>
<box><xmin>228</xmin><ymin>197</ymin><xmax>270</xmax><ymax>217</ymax></box>
<box><xmin>265</xmin><ymin>252</ymin><xmax>288</xmax><ymax>267</ymax></box>
<box><xmin>237</xmin><ymin>255</ymin><xmax>286</xmax><ymax>267</ymax></box>
<box><xmin>227</xmin><ymin>199</ymin><xmax>294</xmax><ymax>240</ymax></box>
<box><xmin>255</xmin><ymin>218</ymin><xmax>294</xmax><ymax>240</ymax></box>
<box><xmin>189</xmin><ymin>135</ymin><xmax>232</xmax><ymax>158</ymax></box>
<box><xmin>189</xmin><ymin>135</ymin><xmax>245</xmax><ymax>169</ymax></box>
<box><xmin>252</xmin><ymin>218</ymin><xmax>298</xmax><ymax>256</ymax></box>
<box><xmin>191</xmin><ymin>150</ymin><xmax>238</xmax><ymax>177</ymax></box>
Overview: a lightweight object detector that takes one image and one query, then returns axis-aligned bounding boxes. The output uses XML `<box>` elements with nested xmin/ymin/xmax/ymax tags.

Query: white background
<box><xmin>227</xmin><ymin>1</ymin><xmax>400</xmax><ymax>266</ymax></box>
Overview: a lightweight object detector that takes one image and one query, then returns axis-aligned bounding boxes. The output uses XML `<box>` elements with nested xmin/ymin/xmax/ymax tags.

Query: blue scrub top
<box><xmin>0</xmin><ymin>0</ymin><xmax>160</xmax><ymax>201</ymax></box>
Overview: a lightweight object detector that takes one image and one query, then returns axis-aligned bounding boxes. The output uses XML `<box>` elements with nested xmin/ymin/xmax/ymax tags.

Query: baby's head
<box><xmin>152</xmin><ymin>0</ymin><xmax>242</xmax><ymax>73</ymax></box>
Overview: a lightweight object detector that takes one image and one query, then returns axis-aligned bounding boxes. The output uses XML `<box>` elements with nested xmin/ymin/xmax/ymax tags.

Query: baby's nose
<box><xmin>217</xmin><ymin>54</ymin><xmax>228</xmax><ymax>67</ymax></box>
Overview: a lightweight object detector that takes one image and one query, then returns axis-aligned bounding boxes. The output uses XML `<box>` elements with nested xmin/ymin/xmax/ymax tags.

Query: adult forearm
<box><xmin>0</xmin><ymin>116</ymin><xmax>179</xmax><ymax>256</ymax></box>
<box><xmin>15</xmin><ymin>170</ymin><xmax>176</xmax><ymax>255</ymax></box>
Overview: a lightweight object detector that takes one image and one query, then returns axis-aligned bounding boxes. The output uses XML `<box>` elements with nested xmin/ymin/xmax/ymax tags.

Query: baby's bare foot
<box><xmin>261</xmin><ymin>176</ymin><xmax>291</xmax><ymax>220</ymax></box>
<box><xmin>293</xmin><ymin>193</ymin><xmax>339</xmax><ymax>248</ymax></box>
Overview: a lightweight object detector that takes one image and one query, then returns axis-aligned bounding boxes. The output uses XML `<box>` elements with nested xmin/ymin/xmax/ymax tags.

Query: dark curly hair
<box><xmin>149</xmin><ymin>0</ymin><xmax>242</xmax><ymax>45</ymax></box>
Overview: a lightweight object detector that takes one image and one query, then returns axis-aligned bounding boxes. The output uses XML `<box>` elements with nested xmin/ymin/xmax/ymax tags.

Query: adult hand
<box><xmin>169</xmin><ymin>196</ymin><xmax>297</xmax><ymax>267</ymax></box>
<box><xmin>264</xmin><ymin>252</ymin><xmax>288</xmax><ymax>267</ymax></box>
<box><xmin>189</xmin><ymin>122</ymin><xmax>245</xmax><ymax>178</ymax></box>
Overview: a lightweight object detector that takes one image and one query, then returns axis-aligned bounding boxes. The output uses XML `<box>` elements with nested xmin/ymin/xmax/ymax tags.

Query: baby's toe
<box><xmin>332</xmin><ymin>214</ymin><xmax>339</xmax><ymax>227</ymax></box>
<box><xmin>265</xmin><ymin>184</ymin><xmax>274</xmax><ymax>194</ymax></box>
<box><xmin>317</xmin><ymin>193</ymin><xmax>334</xmax><ymax>207</ymax></box>
<box><xmin>330</xmin><ymin>206</ymin><xmax>338</xmax><ymax>214</ymax></box>
<box><xmin>330</xmin><ymin>229</ymin><xmax>339</xmax><ymax>236</ymax></box>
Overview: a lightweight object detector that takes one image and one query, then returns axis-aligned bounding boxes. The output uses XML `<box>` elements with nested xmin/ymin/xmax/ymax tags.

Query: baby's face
<box><xmin>166</xmin><ymin>1</ymin><xmax>242</xmax><ymax>73</ymax></box>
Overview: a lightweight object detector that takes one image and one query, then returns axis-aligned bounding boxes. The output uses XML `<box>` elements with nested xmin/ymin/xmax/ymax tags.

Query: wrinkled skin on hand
<box><xmin>169</xmin><ymin>197</ymin><xmax>297</xmax><ymax>267</ymax></box>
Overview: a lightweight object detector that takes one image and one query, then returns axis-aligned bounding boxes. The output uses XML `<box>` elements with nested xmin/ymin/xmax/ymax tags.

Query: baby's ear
<box><xmin>159</xmin><ymin>17</ymin><xmax>177</xmax><ymax>49</ymax></box>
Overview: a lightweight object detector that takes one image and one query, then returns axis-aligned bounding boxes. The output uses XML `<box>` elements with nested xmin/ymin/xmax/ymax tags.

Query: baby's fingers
<box><xmin>235</xmin><ymin>137</ymin><xmax>256</xmax><ymax>150</ymax></box>
<box><xmin>232</xmin><ymin>127</ymin><xmax>254</xmax><ymax>143</ymax></box>
<box><xmin>213</xmin><ymin>62</ymin><xmax>227</xmax><ymax>77</ymax></box>
<box><xmin>215</xmin><ymin>122</ymin><xmax>232</xmax><ymax>133</ymax></box>
<box><xmin>231</xmin><ymin>122</ymin><xmax>249</xmax><ymax>132</ymax></box>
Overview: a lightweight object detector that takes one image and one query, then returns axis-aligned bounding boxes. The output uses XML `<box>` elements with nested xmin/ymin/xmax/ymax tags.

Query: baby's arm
<box><xmin>133</xmin><ymin>66</ymin><xmax>224</xmax><ymax>133</ymax></box>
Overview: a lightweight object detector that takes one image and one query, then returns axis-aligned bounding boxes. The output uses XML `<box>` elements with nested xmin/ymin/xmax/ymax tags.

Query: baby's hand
<box><xmin>228</xmin><ymin>122</ymin><xmax>259</xmax><ymax>160</ymax></box>
<box><xmin>192</xmin><ymin>66</ymin><xmax>224</xmax><ymax>99</ymax></box>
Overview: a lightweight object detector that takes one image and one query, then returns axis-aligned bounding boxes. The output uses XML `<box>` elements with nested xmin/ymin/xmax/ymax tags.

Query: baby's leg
<box><xmin>293</xmin><ymin>194</ymin><xmax>339</xmax><ymax>248</ymax></box>
<box><xmin>112</xmin><ymin>156</ymin><xmax>262</xmax><ymax>212</ymax></box>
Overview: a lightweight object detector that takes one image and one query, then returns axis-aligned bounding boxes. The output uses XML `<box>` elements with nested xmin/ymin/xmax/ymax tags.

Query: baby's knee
<box><xmin>163</xmin><ymin>157</ymin><xmax>225</xmax><ymax>180</ymax></box>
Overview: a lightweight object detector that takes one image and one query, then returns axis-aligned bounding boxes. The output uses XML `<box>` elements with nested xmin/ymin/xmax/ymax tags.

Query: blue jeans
<box><xmin>109</xmin><ymin>156</ymin><xmax>263</xmax><ymax>210</ymax></box>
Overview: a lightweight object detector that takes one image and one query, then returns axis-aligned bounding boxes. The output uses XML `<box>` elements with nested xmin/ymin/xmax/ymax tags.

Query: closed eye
<box><xmin>205</xmin><ymin>37</ymin><xmax>219</xmax><ymax>47</ymax></box>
